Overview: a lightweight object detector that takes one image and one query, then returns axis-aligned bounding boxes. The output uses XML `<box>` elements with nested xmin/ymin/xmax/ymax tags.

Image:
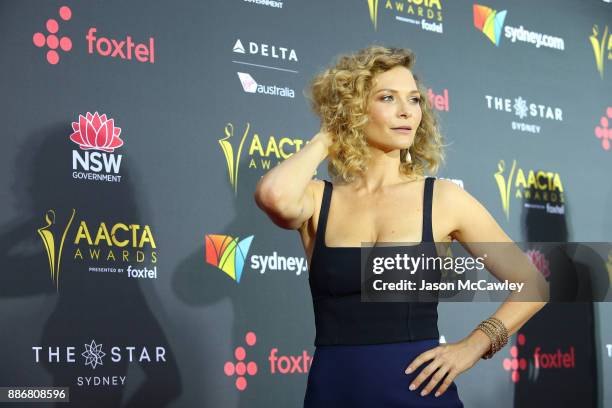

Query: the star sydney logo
<box><xmin>82</xmin><ymin>340</ymin><xmax>106</xmax><ymax>370</ymax></box>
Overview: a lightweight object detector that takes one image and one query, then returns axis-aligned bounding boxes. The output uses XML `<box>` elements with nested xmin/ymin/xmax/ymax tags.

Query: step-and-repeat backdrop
<box><xmin>0</xmin><ymin>0</ymin><xmax>610</xmax><ymax>406</ymax></box>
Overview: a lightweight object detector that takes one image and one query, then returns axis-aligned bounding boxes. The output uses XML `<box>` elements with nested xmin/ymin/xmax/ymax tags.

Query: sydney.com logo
<box><xmin>473</xmin><ymin>3</ymin><xmax>564</xmax><ymax>50</ymax></box>
<box><xmin>205</xmin><ymin>234</ymin><xmax>307</xmax><ymax>283</ymax></box>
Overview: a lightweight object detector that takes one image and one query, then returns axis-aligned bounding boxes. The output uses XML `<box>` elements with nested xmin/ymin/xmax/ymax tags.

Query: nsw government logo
<box><xmin>70</xmin><ymin>112</ymin><xmax>124</xmax><ymax>183</ymax></box>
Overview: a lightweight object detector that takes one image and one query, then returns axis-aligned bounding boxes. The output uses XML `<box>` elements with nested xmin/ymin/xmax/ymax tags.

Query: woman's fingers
<box><xmin>434</xmin><ymin>369</ymin><xmax>459</xmax><ymax>397</ymax></box>
<box><xmin>408</xmin><ymin>357</ymin><xmax>442</xmax><ymax>391</ymax></box>
<box><xmin>405</xmin><ymin>347</ymin><xmax>438</xmax><ymax>374</ymax></box>
<box><xmin>420</xmin><ymin>364</ymin><xmax>450</xmax><ymax>396</ymax></box>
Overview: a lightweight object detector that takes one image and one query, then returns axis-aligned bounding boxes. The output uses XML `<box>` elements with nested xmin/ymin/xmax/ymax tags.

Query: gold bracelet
<box><xmin>476</xmin><ymin>317</ymin><xmax>509</xmax><ymax>359</ymax></box>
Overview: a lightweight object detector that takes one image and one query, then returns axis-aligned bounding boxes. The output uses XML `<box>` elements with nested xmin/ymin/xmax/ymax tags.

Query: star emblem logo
<box><xmin>82</xmin><ymin>340</ymin><xmax>106</xmax><ymax>370</ymax></box>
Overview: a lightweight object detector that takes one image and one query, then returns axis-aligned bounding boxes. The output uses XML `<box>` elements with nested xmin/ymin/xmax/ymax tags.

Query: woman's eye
<box><xmin>381</xmin><ymin>95</ymin><xmax>421</xmax><ymax>103</ymax></box>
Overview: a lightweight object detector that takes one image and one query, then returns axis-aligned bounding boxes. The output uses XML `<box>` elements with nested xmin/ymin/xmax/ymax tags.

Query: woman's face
<box><xmin>363</xmin><ymin>66</ymin><xmax>423</xmax><ymax>152</ymax></box>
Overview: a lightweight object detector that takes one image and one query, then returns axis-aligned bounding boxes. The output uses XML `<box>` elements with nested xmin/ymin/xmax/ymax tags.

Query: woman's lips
<box><xmin>391</xmin><ymin>127</ymin><xmax>412</xmax><ymax>134</ymax></box>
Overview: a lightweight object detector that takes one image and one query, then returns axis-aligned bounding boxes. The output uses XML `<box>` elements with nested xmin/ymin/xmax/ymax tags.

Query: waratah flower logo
<box><xmin>70</xmin><ymin>112</ymin><xmax>124</xmax><ymax>152</ymax></box>
<box><xmin>526</xmin><ymin>249</ymin><xmax>551</xmax><ymax>279</ymax></box>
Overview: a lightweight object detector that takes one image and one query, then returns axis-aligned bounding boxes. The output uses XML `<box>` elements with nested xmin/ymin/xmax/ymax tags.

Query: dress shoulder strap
<box><xmin>315</xmin><ymin>180</ymin><xmax>333</xmax><ymax>248</ymax></box>
<box><xmin>421</xmin><ymin>177</ymin><xmax>435</xmax><ymax>242</ymax></box>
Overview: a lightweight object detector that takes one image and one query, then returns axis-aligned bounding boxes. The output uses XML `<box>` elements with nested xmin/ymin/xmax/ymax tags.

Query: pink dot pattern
<box><xmin>32</xmin><ymin>6</ymin><xmax>72</xmax><ymax>65</ymax></box>
<box><xmin>223</xmin><ymin>331</ymin><xmax>258</xmax><ymax>391</ymax></box>
<box><xmin>594</xmin><ymin>107</ymin><xmax>612</xmax><ymax>151</ymax></box>
<box><xmin>502</xmin><ymin>333</ymin><xmax>528</xmax><ymax>383</ymax></box>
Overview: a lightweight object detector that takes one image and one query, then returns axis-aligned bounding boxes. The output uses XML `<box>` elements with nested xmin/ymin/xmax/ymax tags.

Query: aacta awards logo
<box><xmin>71</xmin><ymin>112</ymin><xmax>125</xmax><ymax>183</ymax></box>
<box><xmin>503</xmin><ymin>333</ymin><xmax>576</xmax><ymax>383</ymax></box>
<box><xmin>33</xmin><ymin>5</ymin><xmax>155</xmax><ymax>65</ymax></box>
<box><xmin>37</xmin><ymin>209</ymin><xmax>76</xmax><ymax>290</ymax></box>
<box><xmin>217</xmin><ymin>122</ymin><xmax>307</xmax><ymax>195</ymax></box>
<box><xmin>205</xmin><ymin>234</ymin><xmax>254</xmax><ymax>283</ymax></box>
<box><xmin>589</xmin><ymin>24</ymin><xmax>612</xmax><ymax>79</ymax></box>
<box><xmin>224</xmin><ymin>331</ymin><xmax>313</xmax><ymax>392</ymax></box>
<box><xmin>494</xmin><ymin>159</ymin><xmax>565</xmax><ymax>220</ymax></box>
<box><xmin>33</xmin><ymin>339</ymin><xmax>167</xmax><ymax>387</ymax></box>
<box><xmin>37</xmin><ymin>210</ymin><xmax>158</xmax><ymax>289</ymax></box>
<box><xmin>367</xmin><ymin>0</ymin><xmax>444</xmax><ymax>34</ymax></box>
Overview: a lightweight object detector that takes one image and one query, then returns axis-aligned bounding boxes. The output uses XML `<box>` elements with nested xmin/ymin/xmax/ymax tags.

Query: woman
<box><xmin>254</xmin><ymin>46</ymin><xmax>547</xmax><ymax>407</ymax></box>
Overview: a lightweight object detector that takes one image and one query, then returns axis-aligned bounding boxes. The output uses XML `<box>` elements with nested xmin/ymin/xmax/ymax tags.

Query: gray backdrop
<box><xmin>0</xmin><ymin>0</ymin><xmax>611</xmax><ymax>407</ymax></box>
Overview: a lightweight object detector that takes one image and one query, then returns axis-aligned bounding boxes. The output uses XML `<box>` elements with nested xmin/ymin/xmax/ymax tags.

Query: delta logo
<box><xmin>473</xmin><ymin>4</ymin><xmax>565</xmax><ymax>51</ymax></box>
<box><xmin>503</xmin><ymin>333</ymin><xmax>576</xmax><ymax>383</ymax></box>
<box><xmin>217</xmin><ymin>122</ymin><xmax>308</xmax><ymax>195</ymax></box>
<box><xmin>71</xmin><ymin>112</ymin><xmax>124</xmax><ymax>183</ymax></box>
<box><xmin>236</xmin><ymin>72</ymin><xmax>295</xmax><ymax>98</ymax></box>
<box><xmin>589</xmin><ymin>24</ymin><xmax>612</xmax><ymax>79</ymax></box>
<box><xmin>367</xmin><ymin>0</ymin><xmax>444</xmax><ymax>34</ymax></box>
<box><xmin>33</xmin><ymin>339</ymin><xmax>168</xmax><ymax>387</ymax></box>
<box><xmin>224</xmin><ymin>331</ymin><xmax>313</xmax><ymax>392</ymax></box>
<box><xmin>232</xmin><ymin>39</ymin><xmax>298</xmax><ymax>63</ymax></box>
<box><xmin>484</xmin><ymin>94</ymin><xmax>563</xmax><ymax>134</ymax></box>
<box><xmin>594</xmin><ymin>107</ymin><xmax>612</xmax><ymax>151</ymax></box>
<box><xmin>37</xmin><ymin>209</ymin><xmax>158</xmax><ymax>290</ymax></box>
<box><xmin>493</xmin><ymin>159</ymin><xmax>565</xmax><ymax>220</ymax></box>
<box><xmin>205</xmin><ymin>234</ymin><xmax>308</xmax><ymax>283</ymax></box>
<box><xmin>33</xmin><ymin>5</ymin><xmax>155</xmax><ymax>65</ymax></box>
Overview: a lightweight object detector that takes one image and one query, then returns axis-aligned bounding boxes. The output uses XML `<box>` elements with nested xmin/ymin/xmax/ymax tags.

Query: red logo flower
<box><xmin>595</xmin><ymin>107</ymin><xmax>612</xmax><ymax>151</ymax></box>
<box><xmin>526</xmin><ymin>249</ymin><xmax>551</xmax><ymax>279</ymax></box>
<box><xmin>70</xmin><ymin>112</ymin><xmax>124</xmax><ymax>152</ymax></box>
<box><xmin>224</xmin><ymin>331</ymin><xmax>258</xmax><ymax>391</ymax></box>
<box><xmin>503</xmin><ymin>333</ymin><xmax>528</xmax><ymax>383</ymax></box>
<box><xmin>32</xmin><ymin>6</ymin><xmax>72</xmax><ymax>65</ymax></box>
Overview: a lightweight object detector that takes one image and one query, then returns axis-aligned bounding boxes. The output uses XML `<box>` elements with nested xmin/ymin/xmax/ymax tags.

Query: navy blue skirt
<box><xmin>304</xmin><ymin>339</ymin><xmax>464</xmax><ymax>407</ymax></box>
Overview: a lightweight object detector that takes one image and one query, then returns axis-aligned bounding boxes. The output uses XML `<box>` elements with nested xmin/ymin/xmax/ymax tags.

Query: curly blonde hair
<box><xmin>306</xmin><ymin>45</ymin><xmax>445</xmax><ymax>183</ymax></box>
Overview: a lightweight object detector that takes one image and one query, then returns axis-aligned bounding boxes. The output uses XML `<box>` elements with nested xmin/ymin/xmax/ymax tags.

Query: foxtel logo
<box><xmin>32</xmin><ymin>6</ymin><xmax>155</xmax><ymax>65</ymax></box>
<box><xmin>236</xmin><ymin>72</ymin><xmax>295</xmax><ymax>98</ymax></box>
<box><xmin>86</xmin><ymin>28</ymin><xmax>155</xmax><ymax>63</ymax></box>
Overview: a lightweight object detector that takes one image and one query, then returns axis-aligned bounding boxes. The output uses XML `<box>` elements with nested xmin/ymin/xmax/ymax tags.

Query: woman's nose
<box><xmin>398</xmin><ymin>104</ymin><xmax>411</xmax><ymax>118</ymax></box>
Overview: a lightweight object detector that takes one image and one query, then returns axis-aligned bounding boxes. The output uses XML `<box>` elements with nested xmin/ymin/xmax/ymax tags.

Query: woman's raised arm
<box><xmin>254</xmin><ymin>130</ymin><xmax>332</xmax><ymax>230</ymax></box>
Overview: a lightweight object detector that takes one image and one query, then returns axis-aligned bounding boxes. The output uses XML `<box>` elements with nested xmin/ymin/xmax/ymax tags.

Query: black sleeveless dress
<box><xmin>303</xmin><ymin>177</ymin><xmax>464</xmax><ymax>407</ymax></box>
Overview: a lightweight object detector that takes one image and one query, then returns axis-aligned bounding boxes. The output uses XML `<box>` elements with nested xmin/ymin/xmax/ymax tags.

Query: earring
<box><xmin>406</xmin><ymin>150</ymin><xmax>412</xmax><ymax>164</ymax></box>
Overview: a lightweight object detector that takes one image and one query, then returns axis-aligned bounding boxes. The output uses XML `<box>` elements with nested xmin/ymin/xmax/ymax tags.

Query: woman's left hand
<box><xmin>404</xmin><ymin>330</ymin><xmax>491</xmax><ymax>397</ymax></box>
